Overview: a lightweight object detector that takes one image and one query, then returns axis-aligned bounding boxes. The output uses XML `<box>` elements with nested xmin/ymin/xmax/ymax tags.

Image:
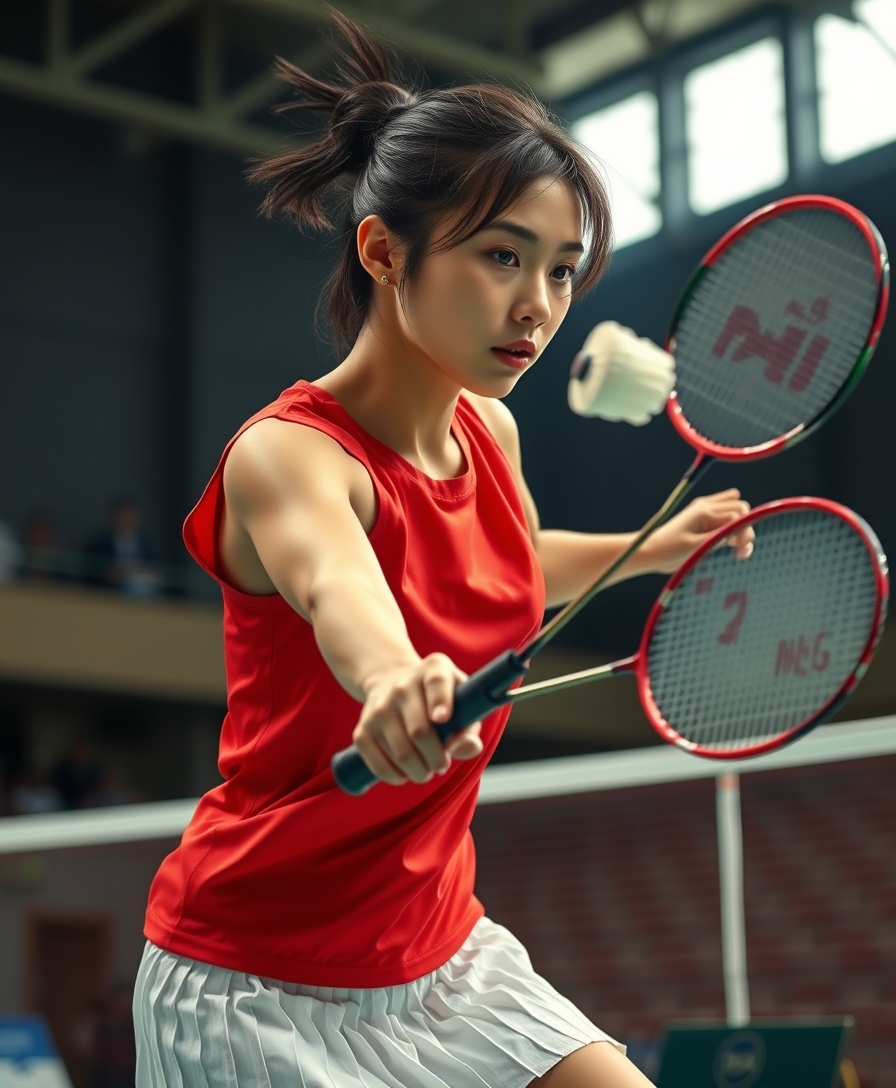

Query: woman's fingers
<box><xmin>696</xmin><ymin>495</ymin><xmax>754</xmax><ymax>560</ymax></box>
<box><xmin>446</xmin><ymin>721</ymin><xmax>483</xmax><ymax>761</ymax></box>
<box><xmin>354</xmin><ymin>691</ymin><xmax>438</xmax><ymax>786</ymax></box>
<box><xmin>698</xmin><ymin>494</ymin><xmax>755</xmax><ymax>559</ymax></box>
<box><xmin>354</xmin><ymin>654</ymin><xmax>479</xmax><ymax>786</ymax></box>
<box><xmin>702</xmin><ymin>496</ymin><xmax>749</xmax><ymax>526</ymax></box>
<box><xmin>396</xmin><ymin>679</ymin><xmax>451</xmax><ymax>778</ymax></box>
<box><xmin>352</xmin><ymin>723</ymin><xmax>412</xmax><ymax>786</ymax></box>
<box><xmin>421</xmin><ymin>654</ymin><xmax>463</xmax><ymax>725</ymax></box>
<box><xmin>703</xmin><ymin>493</ymin><xmax>754</xmax><ymax>559</ymax></box>
<box><xmin>423</xmin><ymin>658</ymin><xmax>482</xmax><ymax>764</ymax></box>
<box><xmin>725</xmin><ymin>523</ymin><xmax>756</xmax><ymax>559</ymax></box>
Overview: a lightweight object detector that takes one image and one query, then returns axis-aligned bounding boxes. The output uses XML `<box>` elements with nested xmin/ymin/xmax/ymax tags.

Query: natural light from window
<box><xmin>572</xmin><ymin>91</ymin><xmax>662</xmax><ymax>250</ymax></box>
<box><xmin>684</xmin><ymin>37</ymin><xmax>788</xmax><ymax>215</ymax></box>
<box><xmin>815</xmin><ymin>0</ymin><xmax>896</xmax><ymax>164</ymax></box>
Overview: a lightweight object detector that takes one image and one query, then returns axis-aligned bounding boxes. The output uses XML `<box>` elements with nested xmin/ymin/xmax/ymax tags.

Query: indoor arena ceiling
<box><xmin>0</xmin><ymin>0</ymin><xmax>818</xmax><ymax>156</ymax></box>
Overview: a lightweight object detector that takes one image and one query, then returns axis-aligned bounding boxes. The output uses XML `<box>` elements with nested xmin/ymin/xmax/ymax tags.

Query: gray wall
<box><xmin>0</xmin><ymin>98</ymin><xmax>329</xmax><ymax>567</ymax></box>
<box><xmin>187</xmin><ymin>145</ymin><xmax>331</xmax><ymax>507</ymax></box>
<box><xmin>0</xmin><ymin>102</ymin><xmax>170</xmax><ymax>551</ymax></box>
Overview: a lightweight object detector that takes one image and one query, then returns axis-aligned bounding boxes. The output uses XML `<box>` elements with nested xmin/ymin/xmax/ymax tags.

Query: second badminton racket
<box><xmin>333</xmin><ymin>498</ymin><xmax>887</xmax><ymax>789</ymax></box>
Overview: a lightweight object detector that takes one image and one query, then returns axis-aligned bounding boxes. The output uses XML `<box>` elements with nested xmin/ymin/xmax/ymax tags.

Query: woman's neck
<box><xmin>314</xmin><ymin>320</ymin><xmax>466</xmax><ymax>479</ymax></box>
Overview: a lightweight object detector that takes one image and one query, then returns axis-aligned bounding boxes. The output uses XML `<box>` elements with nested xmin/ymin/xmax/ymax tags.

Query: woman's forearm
<box><xmin>535</xmin><ymin>529</ymin><xmax>658</xmax><ymax>608</ymax></box>
<box><xmin>307</xmin><ymin>571</ymin><xmax>421</xmax><ymax>701</ymax></box>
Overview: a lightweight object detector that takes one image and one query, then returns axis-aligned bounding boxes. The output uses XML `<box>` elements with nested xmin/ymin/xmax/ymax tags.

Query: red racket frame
<box><xmin>665</xmin><ymin>194</ymin><xmax>891</xmax><ymax>462</ymax></box>
<box><xmin>333</xmin><ymin>199</ymin><xmax>891</xmax><ymax>793</ymax></box>
<box><xmin>635</xmin><ymin>497</ymin><xmax>890</xmax><ymax>759</ymax></box>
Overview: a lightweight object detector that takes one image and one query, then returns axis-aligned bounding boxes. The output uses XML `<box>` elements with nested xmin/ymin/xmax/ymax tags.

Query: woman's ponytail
<box><xmin>247</xmin><ymin>12</ymin><xmax>413</xmax><ymax>231</ymax></box>
<box><xmin>249</xmin><ymin>11</ymin><xmax>612</xmax><ymax>350</ymax></box>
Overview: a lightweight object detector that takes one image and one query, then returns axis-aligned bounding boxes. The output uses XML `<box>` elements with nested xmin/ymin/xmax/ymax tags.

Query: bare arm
<box><xmin>464</xmin><ymin>395</ymin><xmax>754</xmax><ymax>608</ymax></box>
<box><xmin>222</xmin><ymin>418</ymin><xmax>482</xmax><ymax>783</ymax></box>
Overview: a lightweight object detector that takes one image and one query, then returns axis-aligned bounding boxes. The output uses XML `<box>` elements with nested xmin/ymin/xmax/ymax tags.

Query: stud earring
<box><xmin>381</xmin><ymin>275</ymin><xmax>389</xmax><ymax>284</ymax></box>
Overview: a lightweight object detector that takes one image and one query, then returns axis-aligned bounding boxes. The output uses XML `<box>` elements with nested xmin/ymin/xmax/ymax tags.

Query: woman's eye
<box><xmin>487</xmin><ymin>250</ymin><xmax>576</xmax><ymax>281</ymax></box>
<box><xmin>551</xmin><ymin>265</ymin><xmax>577</xmax><ymax>283</ymax></box>
<box><xmin>490</xmin><ymin>249</ymin><xmax>517</xmax><ymax>267</ymax></box>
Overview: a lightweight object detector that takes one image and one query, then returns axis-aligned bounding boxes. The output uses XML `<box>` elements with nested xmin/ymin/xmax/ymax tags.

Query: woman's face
<box><xmin>396</xmin><ymin>177</ymin><xmax>585</xmax><ymax>397</ymax></box>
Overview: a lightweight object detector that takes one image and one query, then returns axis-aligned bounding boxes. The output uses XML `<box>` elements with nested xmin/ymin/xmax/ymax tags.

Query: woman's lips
<box><xmin>491</xmin><ymin>347</ymin><xmax>534</xmax><ymax>370</ymax></box>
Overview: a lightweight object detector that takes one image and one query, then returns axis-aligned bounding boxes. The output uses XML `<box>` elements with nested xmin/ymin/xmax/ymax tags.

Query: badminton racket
<box><xmin>512</xmin><ymin>498</ymin><xmax>888</xmax><ymax>758</ymax></box>
<box><xmin>334</xmin><ymin>499</ymin><xmax>887</xmax><ymax>790</ymax></box>
<box><xmin>333</xmin><ymin>194</ymin><xmax>889</xmax><ymax>792</ymax></box>
<box><xmin>555</xmin><ymin>193</ymin><xmax>889</xmax><ymax>648</ymax></box>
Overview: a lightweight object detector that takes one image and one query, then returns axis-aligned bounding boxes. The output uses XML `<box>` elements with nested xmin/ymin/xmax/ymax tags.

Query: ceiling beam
<box><xmin>197</xmin><ymin>0</ymin><xmax>224</xmax><ymax>107</ymax></box>
<box><xmin>69</xmin><ymin>0</ymin><xmax>200</xmax><ymax>77</ymax></box>
<box><xmin>4</xmin><ymin>0</ymin><xmax>822</xmax><ymax>157</ymax></box>
<box><xmin>0</xmin><ymin>54</ymin><xmax>285</xmax><ymax>155</ymax></box>
<box><xmin>394</xmin><ymin>0</ymin><xmax>444</xmax><ymax>16</ymax></box>
<box><xmin>222</xmin><ymin>40</ymin><xmax>333</xmax><ymax>119</ymax></box>
<box><xmin>45</xmin><ymin>0</ymin><xmax>72</xmax><ymax>68</ymax></box>
<box><xmin>224</xmin><ymin>0</ymin><xmax>545</xmax><ymax>89</ymax></box>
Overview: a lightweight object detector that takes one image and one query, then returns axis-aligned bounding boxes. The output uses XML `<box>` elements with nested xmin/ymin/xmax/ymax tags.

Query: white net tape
<box><xmin>647</xmin><ymin>508</ymin><xmax>880</xmax><ymax>751</ymax></box>
<box><xmin>1</xmin><ymin>719</ymin><xmax>895</xmax><ymax>853</ymax></box>
<box><xmin>674</xmin><ymin>208</ymin><xmax>879</xmax><ymax>449</ymax></box>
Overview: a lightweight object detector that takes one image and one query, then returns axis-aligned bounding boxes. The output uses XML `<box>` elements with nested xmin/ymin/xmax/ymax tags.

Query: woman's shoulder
<box><xmin>227</xmin><ymin>381</ymin><xmax>370</xmax><ymax>471</ymax></box>
<box><xmin>459</xmin><ymin>392</ymin><xmax>521</xmax><ymax>464</ymax></box>
<box><xmin>225</xmin><ymin>414</ymin><xmax>368</xmax><ymax>501</ymax></box>
<box><xmin>223</xmin><ymin>385</ymin><xmax>376</xmax><ymax>517</ymax></box>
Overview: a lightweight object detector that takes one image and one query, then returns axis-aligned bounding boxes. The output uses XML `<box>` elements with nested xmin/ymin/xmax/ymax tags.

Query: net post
<box><xmin>716</xmin><ymin>772</ymin><xmax>750</xmax><ymax>1027</ymax></box>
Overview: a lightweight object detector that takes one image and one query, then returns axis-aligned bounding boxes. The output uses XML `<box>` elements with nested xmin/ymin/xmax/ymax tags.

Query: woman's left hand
<box><xmin>646</xmin><ymin>489</ymin><xmax>754</xmax><ymax>574</ymax></box>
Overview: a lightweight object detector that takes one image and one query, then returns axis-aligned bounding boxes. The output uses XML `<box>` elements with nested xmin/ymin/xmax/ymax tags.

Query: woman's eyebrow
<box><xmin>480</xmin><ymin>219</ymin><xmax>585</xmax><ymax>254</ymax></box>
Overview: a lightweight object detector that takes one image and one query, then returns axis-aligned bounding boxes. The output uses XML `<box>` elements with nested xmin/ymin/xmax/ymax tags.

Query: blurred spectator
<box><xmin>51</xmin><ymin>735</ymin><xmax>104</xmax><ymax>810</ymax></box>
<box><xmin>22</xmin><ymin>508</ymin><xmax>63</xmax><ymax>581</ymax></box>
<box><xmin>86</xmin><ymin>496</ymin><xmax>162</xmax><ymax>598</ymax></box>
<box><xmin>8</xmin><ymin>763</ymin><xmax>63</xmax><ymax>815</ymax></box>
<box><xmin>91</xmin><ymin>767</ymin><xmax>142</xmax><ymax>807</ymax></box>
<box><xmin>0</xmin><ymin>506</ymin><xmax>21</xmax><ymax>582</ymax></box>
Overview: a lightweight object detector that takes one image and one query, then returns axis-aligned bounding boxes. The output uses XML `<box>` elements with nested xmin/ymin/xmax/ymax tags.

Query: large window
<box><xmin>815</xmin><ymin>0</ymin><xmax>896</xmax><ymax>164</ymax></box>
<box><xmin>684</xmin><ymin>37</ymin><xmax>787</xmax><ymax>215</ymax></box>
<box><xmin>569</xmin><ymin>4</ymin><xmax>894</xmax><ymax>237</ymax></box>
<box><xmin>571</xmin><ymin>91</ymin><xmax>662</xmax><ymax>249</ymax></box>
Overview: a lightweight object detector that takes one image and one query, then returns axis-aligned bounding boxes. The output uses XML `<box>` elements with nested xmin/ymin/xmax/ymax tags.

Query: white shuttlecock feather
<box><xmin>568</xmin><ymin>321</ymin><xmax>676</xmax><ymax>426</ymax></box>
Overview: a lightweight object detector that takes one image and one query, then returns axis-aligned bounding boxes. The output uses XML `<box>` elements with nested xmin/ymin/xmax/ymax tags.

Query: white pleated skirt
<box><xmin>133</xmin><ymin>916</ymin><xmax>622</xmax><ymax>1088</ymax></box>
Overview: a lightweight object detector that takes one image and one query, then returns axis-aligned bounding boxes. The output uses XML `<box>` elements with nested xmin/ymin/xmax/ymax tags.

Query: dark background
<box><xmin>1</xmin><ymin>9</ymin><xmax>894</xmax><ymax>656</ymax></box>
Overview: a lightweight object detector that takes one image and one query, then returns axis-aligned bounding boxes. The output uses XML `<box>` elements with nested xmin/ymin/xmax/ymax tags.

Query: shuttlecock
<box><xmin>568</xmin><ymin>321</ymin><xmax>676</xmax><ymax>425</ymax></box>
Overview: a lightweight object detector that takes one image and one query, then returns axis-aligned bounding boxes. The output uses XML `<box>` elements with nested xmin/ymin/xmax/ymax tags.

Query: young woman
<box><xmin>134</xmin><ymin>15</ymin><xmax>753</xmax><ymax>1088</ymax></box>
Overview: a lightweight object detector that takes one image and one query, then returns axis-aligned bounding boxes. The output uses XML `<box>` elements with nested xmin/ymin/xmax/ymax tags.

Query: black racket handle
<box><xmin>331</xmin><ymin>650</ymin><xmax>529</xmax><ymax>796</ymax></box>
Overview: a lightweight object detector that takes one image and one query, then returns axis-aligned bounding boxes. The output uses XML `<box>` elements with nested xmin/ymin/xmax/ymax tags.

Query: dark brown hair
<box><xmin>249</xmin><ymin>11</ymin><xmax>612</xmax><ymax>349</ymax></box>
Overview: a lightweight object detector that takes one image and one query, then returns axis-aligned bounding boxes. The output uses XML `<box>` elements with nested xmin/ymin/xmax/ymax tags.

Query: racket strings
<box><xmin>678</xmin><ymin>218</ymin><xmax>873</xmax><ymax>441</ymax></box>
<box><xmin>674</xmin><ymin>209</ymin><xmax>880</xmax><ymax>449</ymax></box>
<box><xmin>645</xmin><ymin>509</ymin><xmax>878</xmax><ymax>751</ymax></box>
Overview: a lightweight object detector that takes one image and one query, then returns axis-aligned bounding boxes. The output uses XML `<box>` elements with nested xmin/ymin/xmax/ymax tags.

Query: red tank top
<box><xmin>144</xmin><ymin>381</ymin><xmax>545</xmax><ymax>987</ymax></box>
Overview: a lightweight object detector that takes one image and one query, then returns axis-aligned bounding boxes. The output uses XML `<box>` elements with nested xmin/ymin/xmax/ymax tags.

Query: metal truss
<box><xmin>0</xmin><ymin>0</ymin><xmax>791</xmax><ymax>157</ymax></box>
<box><xmin>0</xmin><ymin>0</ymin><xmax>543</xmax><ymax>156</ymax></box>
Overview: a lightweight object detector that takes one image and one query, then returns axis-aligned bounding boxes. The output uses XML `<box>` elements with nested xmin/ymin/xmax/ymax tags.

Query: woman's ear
<box><xmin>357</xmin><ymin>215</ymin><xmax>405</xmax><ymax>285</ymax></box>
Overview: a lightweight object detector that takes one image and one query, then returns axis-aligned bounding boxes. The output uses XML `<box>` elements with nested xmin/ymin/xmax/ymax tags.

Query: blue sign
<box><xmin>0</xmin><ymin>1016</ymin><xmax>73</xmax><ymax>1088</ymax></box>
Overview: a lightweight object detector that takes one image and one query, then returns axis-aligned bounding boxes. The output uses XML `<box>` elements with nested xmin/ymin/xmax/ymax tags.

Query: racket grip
<box><xmin>331</xmin><ymin>650</ymin><xmax>529</xmax><ymax>796</ymax></box>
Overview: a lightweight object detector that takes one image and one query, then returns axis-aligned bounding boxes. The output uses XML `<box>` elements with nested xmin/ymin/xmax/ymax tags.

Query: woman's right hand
<box><xmin>353</xmin><ymin>653</ymin><xmax>483</xmax><ymax>785</ymax></box>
